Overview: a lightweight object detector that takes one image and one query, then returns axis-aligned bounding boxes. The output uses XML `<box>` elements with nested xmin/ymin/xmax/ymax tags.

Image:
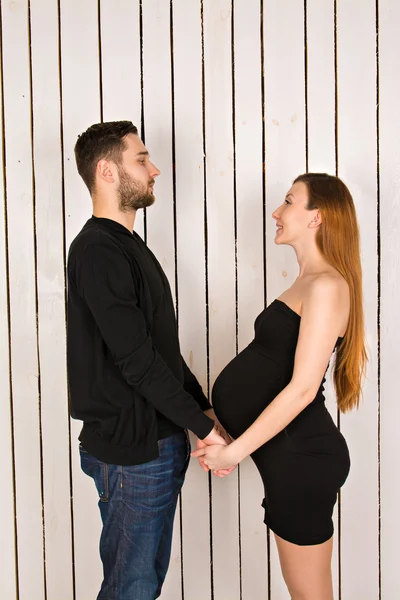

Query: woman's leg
<box><xmin>274</xmin><ymin>533</ymin><xmax>334</xmax><ymax>600</ymax></box>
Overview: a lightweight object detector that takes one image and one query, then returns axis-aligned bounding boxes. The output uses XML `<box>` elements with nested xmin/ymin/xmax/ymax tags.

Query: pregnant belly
<box><xmin>212</xmin><ymin>342</ymin><xmax>284</xmax><ymax>438</ymax></box>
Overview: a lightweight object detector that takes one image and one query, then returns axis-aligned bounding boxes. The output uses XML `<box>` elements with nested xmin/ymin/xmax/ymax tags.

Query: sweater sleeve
<box><xmin>75</xmin><ymin>238</ymin><xmax>213</xmax><ymax>439</ymax></box>
<box><xmin>181</xmin><ymin>358</ymin><xmax>212</xmax><ymax>411</ymax></box>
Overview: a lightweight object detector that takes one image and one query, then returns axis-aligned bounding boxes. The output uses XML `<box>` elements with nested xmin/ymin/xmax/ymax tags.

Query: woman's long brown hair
<box><xmin>294</xmin><ymin>173</ymin><xmax>367</xmax><ymax>412</ymax></box>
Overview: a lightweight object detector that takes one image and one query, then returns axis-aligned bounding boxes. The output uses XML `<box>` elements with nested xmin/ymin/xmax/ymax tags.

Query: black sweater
<box><xmin>67</xmin><ymin>216</ymin><xmax>213</xmax><ymax>465</ymax></box>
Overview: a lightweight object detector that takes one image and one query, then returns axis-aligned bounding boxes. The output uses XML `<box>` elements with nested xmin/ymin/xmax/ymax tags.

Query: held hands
<box><xmin>202</xmin><ymin>425</ymin><xmax>229</xmax><ymax>447</ymax></box>
<box><xmin>194</xmin><ymin>424</ymin><xmax>238</xmax><ymax>477</ymax></box>
<box><xmin>192</xmin><ymin>441</ymin><xmax>238</xmax><ymax>473</ymax></box>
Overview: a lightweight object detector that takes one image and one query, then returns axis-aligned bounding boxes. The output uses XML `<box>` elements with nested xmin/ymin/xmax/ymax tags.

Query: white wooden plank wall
<box><xmin>264</xmin><ymin>3</ymin><xmax>306</xmax><ymax>595</ymax></box>
<box><xmin>306</xmin><ymin>5</ymin><xmax>340</xmax><ymax>599</ymax></box>
<box><xmin>0</xmin><ymin>1</ymin><xmax>394</xmax><ymax>598</ymax></box>
<box><xmin>2</xmin><ymin>3</ymin><xmax>45</xmax><ymax>600</ymax></box>
<box><xmin>30</xmin><ymin>2</ymin><xmax>73</xmax><ymax>599</ymax></box>
<box><xmin>60</xmin><ymin>1</ymin><xmax>101</xmax><ymax>598</ymax></box>
<box><xmin>0</xmin><ymin>9</ymin><xmax>17</xmax><ymax>599</ymax></box>
<box><xmin>234</xmin><ymin>1</ymin><xmax>267</xmax><ymax>598</ymax></box>
<box><xmin>173</xmin><ymin>2</ymin><xmax>212</xmax><ymax>598</ymax></box>
<box><xmin>202</xmin><ymin>2</ymin><xmax>239</xmax><ymax>599</ymax></box>
<box><xmin>380</xmin><ymin>1</ymin><xmax>400</xmax><ymax>598</ymax></box>
<box><xmin>336</xmin><ymin>3</ymin><xmax>379</xmax><ymax>600</ymax></box>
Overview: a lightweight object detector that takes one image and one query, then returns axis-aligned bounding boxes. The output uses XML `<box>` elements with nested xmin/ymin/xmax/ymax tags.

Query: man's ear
<box><xmin>96</xmin><ymin>159</ymin><xmax>116</xmax><ymax>184</ymax></box>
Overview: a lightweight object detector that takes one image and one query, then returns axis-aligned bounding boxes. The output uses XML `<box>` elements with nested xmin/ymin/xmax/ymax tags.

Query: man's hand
<box><xmin>202</xmin><ymin>425</ymin><xmax>227</xmax><ymax>447</ymax></box>
<box><xmin>198</xmin><ymin>422</ymin><xmax>237</xmax><ymax>478</ymax></box>
<box><xmin>197</xmin><ymin>426</ymin><xmax>227</xmax><ymax>473</ymax></box>
<box><xmin>204</xmin><ymin>409</ymin><xmax>232</xmax><ymax>445</ymax></box>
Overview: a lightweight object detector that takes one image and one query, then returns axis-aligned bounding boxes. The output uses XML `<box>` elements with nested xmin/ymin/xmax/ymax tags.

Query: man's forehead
<box><xmin>124</xmin><ymin>133</ymin><xmax>148</xmax><ymax>155</ymax></box>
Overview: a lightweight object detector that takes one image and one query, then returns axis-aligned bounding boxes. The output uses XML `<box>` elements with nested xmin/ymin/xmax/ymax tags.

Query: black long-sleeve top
<box><xmin>67</xmin><ymin>216</ymin><xmax>213</xmax><ymax>465</ymax></box>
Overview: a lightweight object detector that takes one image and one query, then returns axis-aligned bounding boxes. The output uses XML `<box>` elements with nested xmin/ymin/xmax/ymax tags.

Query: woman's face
<box><xmin>272</xmin><ymin>181</ymin><xmax>319</xmax><ymax>246</ymax></box>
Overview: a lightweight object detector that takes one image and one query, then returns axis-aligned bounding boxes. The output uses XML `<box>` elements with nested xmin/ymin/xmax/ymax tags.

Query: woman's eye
<box><xmin>284</xmin><ymin>199</ymin><xmax>291</xmax><ymax>205</ymax></box>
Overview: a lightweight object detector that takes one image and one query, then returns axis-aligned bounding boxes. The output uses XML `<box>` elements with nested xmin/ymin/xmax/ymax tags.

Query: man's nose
<box><xmin>150</xmin><ymin>162</ymin><xmax>160</xmax><ymax>178</ymax></box>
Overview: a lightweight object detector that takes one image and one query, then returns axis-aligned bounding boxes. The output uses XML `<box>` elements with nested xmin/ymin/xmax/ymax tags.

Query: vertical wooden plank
<box><xmin>100</xmin><ymin>0</ymin><xmax>141</xmax><ymax>124</ymax></box>
<box><xmin>264</xmin><ymin>0</ymin><xmax>307</xmax><ymax>304</ymax></box>
<box><xmin>234</xmin><ymin>1</ymin><xmax>267</xmax><ymax>598</ymax></box>
<box><xmin>306</xmin><ymin>2</ymin><xmax>340</xmax><ymax>597</ymax></box>
<box><xmin>142</xmin><ymin>0</ymin><xmax>176</xmax><ymax>296</ymax></box>
<box><xmin>173</xmin><ymin>1</ymin><xmax>212</xmax><ymax>598</ymax></box>
<box><xmin>0</xmin><ymin>15</ymin><xmax>18</xmax><ymax>598</ymax></box>
<box><xmin>100</xmin><ymin>0</ymin><xmax>144</xmax><ymax>238</ymax></box>
<box><xmin>141</xmin><ymin>2</ymin><xmax>181</xmax><ymax>596</ymax></box>
<box><xmin>264</xmin><ymin>1</ymin><xmax>306</xmax><ymax>597</ymax></box>
<box><xmin>307</xmin><ymin>0</ymin><xmax>336</xmax><ymax>173</ymax></box>
<box><xmin>203</xmin><ymin>1</ymin><xmax>240</xmax><ymax>598</ymax></box>
<box><xmin>60</xmin><ymin>1</ymin><xmax>102</xmax><ymax>598</ymax></box>
<box><xmin>379</xmin><ymin>1</ymin><xmax>399</xmax><ymax>597</ymax></box>
<box><xmin>30</xmin><ymin>0</ymin><xmax>74</xmax><ymax>598</ymax></box>
<box><xmin>336</xmin><ymin>1</ymin><xmax>379</xmax><ymax>598</ymax></box>
<box><xmin>1</xmin><ymin>1</ymin><xmax>45</xmax><ymax>599</ymax></box>
<box><xmin>60</xmin><ymin>0</ymin><xmax>101</xmax><ymax>243</ymax></box>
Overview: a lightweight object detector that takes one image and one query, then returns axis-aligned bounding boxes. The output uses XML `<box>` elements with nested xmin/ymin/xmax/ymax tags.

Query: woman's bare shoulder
<box><xmin>304</xmin><ymin>271</ymin><xmax>349</xmax><ymax>306</ymax></box>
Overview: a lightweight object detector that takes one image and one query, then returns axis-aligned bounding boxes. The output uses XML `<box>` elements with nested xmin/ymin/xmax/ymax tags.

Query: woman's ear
<box><xmin>308</xmin><ymin>209</ymin><xmax>322</xmax><ymax>228</ymax></box>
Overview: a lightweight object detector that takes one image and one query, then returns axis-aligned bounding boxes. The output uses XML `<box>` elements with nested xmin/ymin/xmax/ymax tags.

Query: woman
<box><xmin>193</xmin><ymin>173</ymin><xmax>367</xmax><ymax>600</ymax></box>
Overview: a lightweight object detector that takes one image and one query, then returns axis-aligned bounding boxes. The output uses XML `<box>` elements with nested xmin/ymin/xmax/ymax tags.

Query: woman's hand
<box><xmin>191</xmin><ymin>443</ymin><xmax>239</xmax><ymax>472</ymax></box>
<box><xmin>195</xmin><ymin>437</ymin><xmax>212</xmax><ymax>473</ymax></box>
<box><xmin>196</xmin><ymin>429</ymin><xmax>237</xmax><ymax>477</ymax></box>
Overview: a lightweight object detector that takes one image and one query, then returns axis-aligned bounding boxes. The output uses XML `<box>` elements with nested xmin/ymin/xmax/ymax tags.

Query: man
<box><xmin>67</xmin><ymin>121</ymin><xmax>228</xmax><ymax>599</ymax></box>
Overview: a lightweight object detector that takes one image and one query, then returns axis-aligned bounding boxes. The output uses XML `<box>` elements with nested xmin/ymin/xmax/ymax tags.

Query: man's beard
<box><xmin>117</xmin><ymin>166</ymin><xmax>155</xmax><ymax>212</ymax></box>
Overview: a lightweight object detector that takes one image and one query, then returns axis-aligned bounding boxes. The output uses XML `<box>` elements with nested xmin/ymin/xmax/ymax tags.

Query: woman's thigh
<box><xmin>274</xmin><ymin>533</ymin><xmax>334</xmax><ymax>600</ymax></box>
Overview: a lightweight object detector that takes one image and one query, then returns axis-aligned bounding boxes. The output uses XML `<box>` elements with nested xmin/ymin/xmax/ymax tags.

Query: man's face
<box><xmin>116</xmin><ymin>134</ymin><xmax>160</xmax><ymax>212</ymax></box>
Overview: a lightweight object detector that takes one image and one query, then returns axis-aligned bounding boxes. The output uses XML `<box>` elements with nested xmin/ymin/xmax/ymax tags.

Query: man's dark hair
<box><xmin>74</xmin><ymin>120</ymin><xmax>138</xmax><ymax>193</ymax></box>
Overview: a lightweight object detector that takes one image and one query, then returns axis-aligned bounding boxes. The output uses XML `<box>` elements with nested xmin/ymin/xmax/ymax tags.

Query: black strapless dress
<box><xmin>212</xmin><ymin>299</ymin><xmax>350</xmax><ymax>546</ymax></box>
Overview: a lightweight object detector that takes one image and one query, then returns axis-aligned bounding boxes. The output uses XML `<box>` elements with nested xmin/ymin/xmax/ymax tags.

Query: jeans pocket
<box><xmin>96</xmin><ymin>463</ymin><xmax>109</xmax><ymax>503</ymax></box>
<box><xmin>80</xmin><ymin>451</ymin><xmax>109</xmax><ymax>503</ymax></box>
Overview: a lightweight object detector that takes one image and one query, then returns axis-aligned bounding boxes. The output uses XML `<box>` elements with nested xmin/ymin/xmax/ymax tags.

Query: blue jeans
<box><xmin>80</xmin><ymin>431</ymin><xmax>190</xmax><ymax>600</ymax></box>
